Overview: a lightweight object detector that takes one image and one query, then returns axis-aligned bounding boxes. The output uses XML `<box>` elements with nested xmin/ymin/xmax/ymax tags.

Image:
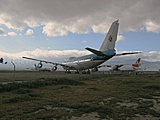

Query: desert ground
<box><xmin>0</xmin><ymin>71</ymin><xmax>160</xmax><ymax>119</ymax></box>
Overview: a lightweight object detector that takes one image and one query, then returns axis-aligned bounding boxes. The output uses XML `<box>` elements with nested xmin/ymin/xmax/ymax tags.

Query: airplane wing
<box><xmin>115</xmin><ymin>52</ymin><xmax>141</xmax><ymax>56</ymax></box>
<box><xmin>22</xmin><ymin>56</ymin><xmax>74</xmax><ymax>68</ymax></box>
<box><xmin>85</xmin><ymin>47</ymin><xmax>109</xmax><ymax>57</ymax></box>
<box><xmin>22</xmin><ymin>57</ymin><xmax>58</xmax><ymax>65</ymax></box>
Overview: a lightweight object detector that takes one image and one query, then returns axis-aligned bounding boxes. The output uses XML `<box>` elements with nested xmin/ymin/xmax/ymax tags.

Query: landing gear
<box><xmin>65</xmin><ymin>69</ymin><xmax>90</xmax><ymax>74</ymax></box>
<box><xmin>87</xmin><ymin>69</ymin><xmax>90</xmax><ymax>74</ymax></box>
<box><xmin>65</xmin><ymin>70</ymin><xmax>71</xmax><ymax>74</ymax></box>
<box><xmin>75</xmin><ymin>70</ymin><xmax>79</xmax><ymax>74</ymax></box>
<box><xmin>82</xmin><ymin>69</ymin><xmax>90</xmax><ymax>74</ymax></box>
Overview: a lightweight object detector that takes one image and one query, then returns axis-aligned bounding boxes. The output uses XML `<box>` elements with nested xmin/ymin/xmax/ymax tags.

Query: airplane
<box><xmin>100</xmin><ymin>58</ymin><xmax>141</xmax><ymax>71</ymax></box>
<box><xmin>132</xmin><ymin>58</ymin><xmax>141</xmax><ymax>70</ymax></box>
<box><xmin>0</xmin><ymin>58</ymin><xmax>7</xmax><ymax>64</ymax></box>
<box><xmin>22</xmin><ymin>20</ymin><xmax>141</xmax><ymax>74</ymax></box>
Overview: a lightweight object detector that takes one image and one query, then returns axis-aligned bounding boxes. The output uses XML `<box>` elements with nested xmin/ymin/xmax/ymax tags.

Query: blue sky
<box><xmin>1</xmin><ymin>27</ymin><xmax>160</xmax><ymax>53</ymax></box>
<box><xmin>0</xmin><ymin>0</ymin><xmax>160</xmax><ymax>63</ymax></box>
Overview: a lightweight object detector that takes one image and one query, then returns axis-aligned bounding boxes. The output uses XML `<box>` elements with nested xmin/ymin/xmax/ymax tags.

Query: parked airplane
<box><xmin>101</xmin><ymin>58</ymin><xmax>141</xmax><ymax>71</ymax></box>
<box><xmin>132</xmin><ymin>58</ymin><xmax>141</xmax><ymax>70</ymax></box>
<box><xmin>0</xmin><ymin>58</ymin><xmax>7</xmax><ymax>64</ymax></box>
<box><xmin>22</xmin><ymin>20</ymin><xmax>141</xmax><ymax>74</ymax></box>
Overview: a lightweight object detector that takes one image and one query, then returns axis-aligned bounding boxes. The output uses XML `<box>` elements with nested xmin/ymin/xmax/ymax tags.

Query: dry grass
<box><xmin>0</xmin><ymin>71</ymin><xmax>160</xmax><ymax>119</ymax></box>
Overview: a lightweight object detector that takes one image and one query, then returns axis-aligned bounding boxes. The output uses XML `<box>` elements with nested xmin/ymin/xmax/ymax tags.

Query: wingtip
<box><xmin>85</xmin><ymin>47</ymin><xmax>90</xmax><ymax>50</ymax></box>
<box><xmin>113</xmin><ymin>19</ymin><xmax>119</xmax><ymax>23</ymax></box>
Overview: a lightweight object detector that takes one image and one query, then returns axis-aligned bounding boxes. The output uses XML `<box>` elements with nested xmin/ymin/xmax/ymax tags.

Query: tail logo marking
<box><xmin>108</xmin><ymin>35</ymin><xmax>112</xmax><ymax>42</ymax></box>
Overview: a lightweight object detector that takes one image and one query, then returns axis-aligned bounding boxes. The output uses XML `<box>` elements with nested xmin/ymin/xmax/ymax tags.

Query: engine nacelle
<box><xmin>0</xmin><ymin>58</ymin><xmax>7</xmax><ymax>64</ymax></box>
<box><xmin>52</xmin><ymin>66</ymin><xmax>57</xmax><ymax>71</ymax></box>
<box><xmin>0</xmin><ymin>58</ymin><xmax>3</xmax><ymax>63</ymax></box>
<box><xmin>37</xmin><ymin>62</ymin><xmax>43</xmax><ymax>68</ymax></box>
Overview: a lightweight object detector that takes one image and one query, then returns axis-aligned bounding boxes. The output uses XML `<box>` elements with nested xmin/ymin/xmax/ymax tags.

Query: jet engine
<box><xmin>0</xmin><ymin>58</ymin><xmax>7</xmax><ymax>64</ymax></box>
<box><xmin>37</xmin><ymin>62</ymin><xmax>43</xmax><ymax>68</ymax></box>
<box><xmin>0</xmin><ymin>58</ymin><xmax>3</xmax><ymax>63</ymax></box>
<box><xmin>52</xmin><ymin>66</ymin><xmax>57</xmax><ymax>71</ymax></box>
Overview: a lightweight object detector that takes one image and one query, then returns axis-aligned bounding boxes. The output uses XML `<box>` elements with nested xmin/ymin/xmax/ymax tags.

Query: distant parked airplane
<box><xmin>0</xmin><ymin>58</ymin><xmax>7</xmax><ymax>64</ymax></box>
<box><xmin>101</xmin><ymin>58</ymin><xmax>141</xmax><ymax>71</ymax></box>
<box><xmin>22</xmin><ymin>20</ymin><xmax>141</xmax><ymax>74</ymax></box>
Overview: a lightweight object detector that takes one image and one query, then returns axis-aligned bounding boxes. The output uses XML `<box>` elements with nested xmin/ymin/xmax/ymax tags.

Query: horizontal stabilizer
<box><xmin>85</xmin><ymin>47</ymin><xmax>108</xmax><ymax>57</ymax></box>
<box><xmin>115</xmin><ymin>52</ymin><xmax>141</xmax><ymax>56</ymax></box>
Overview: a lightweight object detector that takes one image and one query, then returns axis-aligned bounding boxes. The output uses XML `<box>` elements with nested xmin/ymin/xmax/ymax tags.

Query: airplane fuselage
<box><xmin>62</xmin><ymin>49</ymin><xmax>115</xmax><ymax>70</ymax></box>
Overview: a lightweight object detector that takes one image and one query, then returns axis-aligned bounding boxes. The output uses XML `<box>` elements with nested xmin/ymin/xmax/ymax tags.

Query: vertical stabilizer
<box><xmin>132</xmin><ymin>58</ymin><xmax>141</xmax><ymax>68</ymax></box>
<box><xmin>99</xmin><ymin>20</ymin><xmax>119</xmax><ymax>51</ymax></box>
<box><xmin>135</xmin><ymin>58</ymin><xmax>141</xmax><ymax>64</ymax></box>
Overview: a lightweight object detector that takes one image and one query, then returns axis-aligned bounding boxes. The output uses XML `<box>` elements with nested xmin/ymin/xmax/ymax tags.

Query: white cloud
<box><xmin>8</xmin><ymin>32</ymin><xmax>17</xmax><ymax>36</ymax></box>
<box><xmin>0</xmin><ymin>49</ymin><xmax>90</xmax><ymax>62</ymax></box>
<box><xmin>24</xmin><ymin>18</ymin><xmax>40</xmax><ymax>28</ymax></box>
<box><xmin>0</xmin><ymin>28</ymin><xmax>6</xmax><ymax>36</ymax></box>
<box><xmin>117</xmin><ymin>35</ymin><xmax>125</xmax><ymax>41</ymax></box>
<box><xmin>141</xmin><ymin>51</ymin><xmax>160</xmax><ymax>62</ymax></box>
<box><xmin>0</xmin><ymin>0</ymin><xmax>159</xmax><ymax>36</ymax></box>
<box><xmin>42</xmin><ymin>22</ymin><xmax>68</xmax><ymax>37</ymax></box>
<box><xmin>145</xmin><ymin>20</ymin><xmax>160</xmax><ymax>33</ymax></box>
<box><xmin>1</xmin><ymin>49</ymin><xmax>160</xmax><ymax>63</ymax></box>
<box><xmin>42</xmin><ymin>19</ymin><xmax>90</xmax><ymax>37</ymax></box>
<box><xmin>92</xmin><ymin>22</ymin><xmax>111</xmax><ymax>34</ymax></box>
<box><xmin>0</xmin><ymin>13</ymin><xmax>25</xmax><ymax>30</ymax></box>
<box><xmin>26</xmin><ymin>29</ymin><xmax>34</xmax><ymax>35</ymax></box>
<box><xmin>82</xmin><ymin>40</ymin><xmax>87</xmax><ymax>44</ymax></box>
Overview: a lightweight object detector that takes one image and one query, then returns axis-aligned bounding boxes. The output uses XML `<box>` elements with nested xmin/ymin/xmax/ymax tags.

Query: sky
<box><xmin>0</xmin><ymin>0</ymin><xmax>160</xmax><ymax>67</ymax></box>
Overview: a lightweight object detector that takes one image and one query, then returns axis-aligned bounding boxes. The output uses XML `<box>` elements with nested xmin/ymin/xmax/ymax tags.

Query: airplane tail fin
<box><xmin>135</xmin><ymin>58</ymin><xmax>141</xmax><ymax>64</ymax></box>
<box><xmin>132</xmin><ymin>58</ymin><xmax>141</xmax><ymax>68</ymax></box>
<box><xmin>99</xmin><ymin>20</ymin><xmax>119</xmax><ymax>51</ymax></box>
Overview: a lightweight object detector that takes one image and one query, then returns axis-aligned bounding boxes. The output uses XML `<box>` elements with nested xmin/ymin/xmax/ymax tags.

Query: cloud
<box><xmin>0</xmin><ymin>28</ymin><xmax>6</xmax><ymax>36</ymax></box>
<box><xmin>0</xmin><ymin>0</ymin><xmax>159</xmax><ymax>36</ymax></box>
<box><xmin>0</xmin><ymin>13</ymin><xmax>25</xmax><ymax>30</ymax></box>
<box><xmin>0</xmin><ymin>49</ymin><xmax>90</xmax><ymax>62</ymax></box>
<box><xmin>145</xmin><ymin>20</ymin><xmax>160</xmax><ymax>33</ymax></box>
<box><xmin>1</xmin><ymin>49</ymin><xmax>160</xmax><ymax>63</ymax></box>
<box><xmin>117</xmin><ymin>35</ymin><xmax>125</xmax><ymax>41</ymax></box>
<box><xmin>42</xmin><ymin>22</ymin><xmax>68</xmax><ymax>37</ymax></box>
<box><xmin>92</xmin><ymin>22</ymin><xmax>111</xmax><ymax>34</ymax></box>
<box><xmin>82</xmin><ymin>40</ymin><xmax>87</xmax><ymax>44</ymax></box>
<box><xmin>141</xmin><ymin>51</ymin><xmax>160</xmax><ymax>62</ymax></box>
<box><xmin>24</xmin><ymin>18</ymin><xmax>40</xmax><ymax>28</ymax></box>
<box><xmin>42</xmin><ymin>19</ymin><xmax>90</xmax><ymax>37</ymax></box>
<box><xmin>26</xmin><ymin>29</ymin><xmax>34</xmax><ymax>35</ymax></box>
<box><xmin>8</xmin><ymin>32</ymin><xmax>17</xmax><ymax>36</ymax></box>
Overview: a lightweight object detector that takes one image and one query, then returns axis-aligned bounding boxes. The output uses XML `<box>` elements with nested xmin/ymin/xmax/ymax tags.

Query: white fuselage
<box><xmin>62</xmin><ymin>59</ymin><xmax>106</xmax><ymax>70</ymax></box>
<box><xmin>61</xmin><ymin>49</ymin><xmax>115</xmax><ymax>71</ymax></box>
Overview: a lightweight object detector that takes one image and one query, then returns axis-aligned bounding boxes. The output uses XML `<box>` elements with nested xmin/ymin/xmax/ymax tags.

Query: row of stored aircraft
<box><xmin>31</xmin><ymin>58</ymin><xmax>142</xmax><ymax>72</ymax></box>
<box><xmin>22</xmin><ymin>20</ymin><xmax>141</xmax><ymax>74</ymax></box>
<box><xmin>98</xmin><ymin>58</ymin><xmax>141</xmax><ymax>71</ymax></box>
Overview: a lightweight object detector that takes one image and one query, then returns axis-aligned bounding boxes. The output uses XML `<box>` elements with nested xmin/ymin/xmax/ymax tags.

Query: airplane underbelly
<box><xmin>76</xmin><ymin>60</ymin><xmax>105</xmax><ymax>70</ymax></box>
